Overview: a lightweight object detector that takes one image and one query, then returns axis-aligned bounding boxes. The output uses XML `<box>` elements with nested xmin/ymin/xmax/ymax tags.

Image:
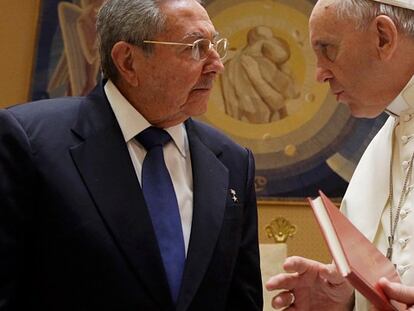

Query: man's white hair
<box><xmin>333</xmin><ymin>0</ymin><xmax>414</xmax><ymax>35</ymax></box>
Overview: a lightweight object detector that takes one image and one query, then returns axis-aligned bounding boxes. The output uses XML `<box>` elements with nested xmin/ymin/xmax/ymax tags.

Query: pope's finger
<box><xmin>318</xmin><ymin>263</ymin><xmax>345</xmax><ymax>285</ymax></box>
<box><xmin>283</xmin><ymin>256</ymin><xmax>323</xmax><ymax>274</ymax></box>
<box><xmin>379</xmin><ymin>277</ymin><xmax>414</xmax><ymax>304</ymax></box>
<box><xmin>265</xmin><ymin>272</ymin><xmax>300</xmax><ymax>291</ymax></box>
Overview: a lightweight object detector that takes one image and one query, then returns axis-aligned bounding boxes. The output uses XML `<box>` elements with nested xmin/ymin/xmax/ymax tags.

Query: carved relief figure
<box><xmin>221</xmin><ymin>26</ymin><xmax>300</xmax><ymax>124</ymax></box>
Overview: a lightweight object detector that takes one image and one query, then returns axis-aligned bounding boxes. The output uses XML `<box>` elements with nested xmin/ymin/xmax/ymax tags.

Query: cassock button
<box><xmin>402</xmin><ymin>160</ymin><xmax>410</xmax><ymax>169</ymax></box>
<box><xmin>400</xmin><ymin>209</ymin><xmax>411</xmax><ymax>220</ymax></box>
<box><xmin>397</xmin><ymin>264</ymin><xmax>411</xmax><ymax>276</ymax></box>
<box><xmin>401</xmin><ymin>135</ymin><xmax>409</xmax><ymax>144</ymax></box>
<box><xmin>398</xmin><ymin>237</ymin><xmax>410</xmax><ymax>249</ymax></box>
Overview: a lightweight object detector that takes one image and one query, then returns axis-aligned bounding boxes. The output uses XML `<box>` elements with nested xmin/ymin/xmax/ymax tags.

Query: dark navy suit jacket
<box><xmin>0</xmin><ymin>83</ymin><xmax>262</xmax><ymax>310</ymax></box>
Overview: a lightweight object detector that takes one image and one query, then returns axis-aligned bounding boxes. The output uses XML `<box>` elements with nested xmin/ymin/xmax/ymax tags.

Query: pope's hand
<box><xmin>370</xmin><ymin>277</ymin><xmax>413</xmax><ymax>311</ymax></box>
<box><xmin>265</xmin><ymin>256</ymin><xmax>354</xmax><ymax>311</ymax></box>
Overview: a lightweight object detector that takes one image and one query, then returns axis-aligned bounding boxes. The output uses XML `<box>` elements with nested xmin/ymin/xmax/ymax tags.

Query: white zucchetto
<box><xmin>372</xmin><ymin>0</ymin><xmax>414</xmax><ymax>10</ymax></box>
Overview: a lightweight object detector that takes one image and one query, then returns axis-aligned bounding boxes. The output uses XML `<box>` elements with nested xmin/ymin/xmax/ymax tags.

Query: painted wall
<box><xmin>0</xmin><ymin>1</ymin><xmax>41</xmax><ymax>108</ymax></box>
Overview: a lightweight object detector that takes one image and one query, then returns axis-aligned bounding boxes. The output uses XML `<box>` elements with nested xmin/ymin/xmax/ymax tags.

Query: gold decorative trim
<box><xmin>265</xmin><ymin>217</ymin><xmax>297</xmax><ymax>243</ymax></box>
<box><xmin>258</xmin><ymin>198</ymin><xmax>341</xmax><ymax>207</ymax></box>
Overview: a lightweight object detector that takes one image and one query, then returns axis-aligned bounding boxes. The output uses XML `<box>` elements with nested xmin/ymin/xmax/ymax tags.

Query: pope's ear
<box><xmin>111</xmin><ymin>41</ymin><xmax>140</xmax><ymax>87</ymax></box>
<box><xmin>373</xmin><ymin>15</ymin><xmax>398</xmax><ymax>60</ymax></box>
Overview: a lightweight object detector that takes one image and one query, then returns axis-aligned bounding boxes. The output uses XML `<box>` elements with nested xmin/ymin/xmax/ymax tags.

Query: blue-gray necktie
<box><xmin>136</xmin><ymin>127</ymin><xmax>185</xmax><ymax>303</ymax></box>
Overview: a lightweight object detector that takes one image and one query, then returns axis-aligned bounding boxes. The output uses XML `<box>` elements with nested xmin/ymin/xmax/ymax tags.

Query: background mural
<box><xmin>32</xmin><ymin>0</ymin><xmax>102</xmax><ymax>100</ymax></box>
<box><xmin>31</xmin><ymin>0</ymin><xmax>387</xmax><ymax>198</ymax></box>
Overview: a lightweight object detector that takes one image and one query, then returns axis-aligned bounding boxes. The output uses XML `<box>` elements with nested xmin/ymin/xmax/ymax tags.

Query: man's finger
<box><xmin>266</xmin><ymin>272</ymin><xmax>300</xmax><ymax>291</ymax></box>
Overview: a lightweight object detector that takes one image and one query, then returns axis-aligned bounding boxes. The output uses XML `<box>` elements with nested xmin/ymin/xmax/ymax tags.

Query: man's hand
<box><xmin>371</xmin><ymin>277</ymin><xmax>412</xmax><ymax>310</ymax></box>
<box><xmin>265</xmin><ymin>256</ymin><xmax>354</xmax><ymax>310</ymax></box>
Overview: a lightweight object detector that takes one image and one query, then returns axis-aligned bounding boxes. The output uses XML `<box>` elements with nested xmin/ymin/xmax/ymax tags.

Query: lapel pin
<box><xmin>230</xmin><ymin>189</ymin><xmax>238</xmax><ymax>203</ymax></box>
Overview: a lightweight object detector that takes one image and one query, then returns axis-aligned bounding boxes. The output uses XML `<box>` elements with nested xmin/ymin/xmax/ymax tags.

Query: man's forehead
<box><xmin>309</xmin><ymin>2</ymin><xmax>351</xmax><ymax>45</ymax></box>
<box><xmin>161</xmin><ymin>0</ymin><xmax>216</xmax><ymax>37</ymax></box>
<box><xmin>311</xmin><ymin>0</ymin><xmax>337</xmax><ymax>21</ymax></box>
<box><xmin>317</xmin><ymin>0</ymin><xmax>336</xmax><ymax>6</ymax></box>
<box><xmin>313</xmin><ymin>0</ymin><xmax>337</xmax><ymax>10</ymax></box>
<box><xmin>161</xmin><ymin>0</ymin><xmax>210</xmax><ymax>20</ymax></box>
<box><xmin>310</xmin><ymin>0</ymin><xmax>337</xmax><ymax>27</ymax></box>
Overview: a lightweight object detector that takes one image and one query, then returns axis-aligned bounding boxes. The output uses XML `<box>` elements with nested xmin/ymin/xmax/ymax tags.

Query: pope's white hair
<box><xmin>331</xmin><ymin>0</ymin><xmax>414</xmax><ymax>35</ymax></box>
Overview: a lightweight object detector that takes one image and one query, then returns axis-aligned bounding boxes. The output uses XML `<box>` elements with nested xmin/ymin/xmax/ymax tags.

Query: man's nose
<box><xmin>206</xmin><ymin>48</ymin><xmax>225</xmax><ymax>74</ymax></box>
<box><xmin>315</xmin><ymin>66</ymin><xmax>333</xmax><ymax>83</ymax></box>
<box><xmin>215</xmin><ymin>58</ymin><xmax>225</xmax><ymax>74</ymax></box>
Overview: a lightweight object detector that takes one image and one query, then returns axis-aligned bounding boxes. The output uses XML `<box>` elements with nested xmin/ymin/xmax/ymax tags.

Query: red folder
<box><xmin>308</xmin><ymin>190</ymin><xmax>406</xmax><ymax>311</ymax></box>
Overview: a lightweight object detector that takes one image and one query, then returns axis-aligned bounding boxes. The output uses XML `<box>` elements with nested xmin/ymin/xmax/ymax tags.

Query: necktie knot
<box><xmin>136</xmin><ymin>127</ymin><xmax>171</xmax><ymax>151</ymax></box>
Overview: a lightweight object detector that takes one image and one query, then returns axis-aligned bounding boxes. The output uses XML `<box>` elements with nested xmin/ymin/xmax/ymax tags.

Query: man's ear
<box><xmin>373</xmin><ymin>15</ymin><xmax>398</xmax><ymax>60</ymax></box>
<box><xmin>111</xmin><ymin>41</ymin><xmax>140</xmax><ymax>87</ymax></box>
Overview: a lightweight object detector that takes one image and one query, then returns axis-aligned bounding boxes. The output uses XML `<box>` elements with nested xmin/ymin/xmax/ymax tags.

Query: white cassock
<box><xmin>341</xmin><ymin>75</ymin><xmax>414</xmax><ymax>310</ymax></box>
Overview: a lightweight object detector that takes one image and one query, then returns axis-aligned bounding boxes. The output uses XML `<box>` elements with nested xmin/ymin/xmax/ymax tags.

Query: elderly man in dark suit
<box><xmin>0</xmin><ymin>0</ymin><xmax>263</xmax><ymax>310</ymax></box>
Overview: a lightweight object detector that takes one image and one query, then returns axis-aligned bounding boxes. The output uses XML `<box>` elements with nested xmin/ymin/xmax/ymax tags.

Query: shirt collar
<box><xmin>385</xmin><ymin>74</ymin><xmax>414</xmax><ymax>117</ymax></box>
<box><xmin>104</xmin><ymin>79</ymin><xmax>188</xmax><ymax>158</ymax></box>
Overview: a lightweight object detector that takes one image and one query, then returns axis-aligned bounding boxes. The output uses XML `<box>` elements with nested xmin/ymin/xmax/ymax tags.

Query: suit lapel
<box><xmin>69</xmin><ymin>85</ymin><xmax>173</xmax><ymax>309</ymax></box>
<box><xmin>176</xmin><ymin>120</ymin><xmax>229</xmax><ymax>311</ymax></box>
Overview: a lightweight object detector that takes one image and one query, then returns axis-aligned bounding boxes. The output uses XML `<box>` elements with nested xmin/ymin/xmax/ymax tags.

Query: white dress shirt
<box><xmin>104</xmin><ymin>80</ymin><xmax>193</xmax><ymax>254</ymax></box>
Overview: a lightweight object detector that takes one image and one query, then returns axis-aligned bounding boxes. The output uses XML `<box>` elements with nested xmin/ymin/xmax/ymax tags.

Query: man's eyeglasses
<box><xmin>143</xmin><ymin>38</ymin><xmax>228</xmax><ymax>61</ymax></box>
